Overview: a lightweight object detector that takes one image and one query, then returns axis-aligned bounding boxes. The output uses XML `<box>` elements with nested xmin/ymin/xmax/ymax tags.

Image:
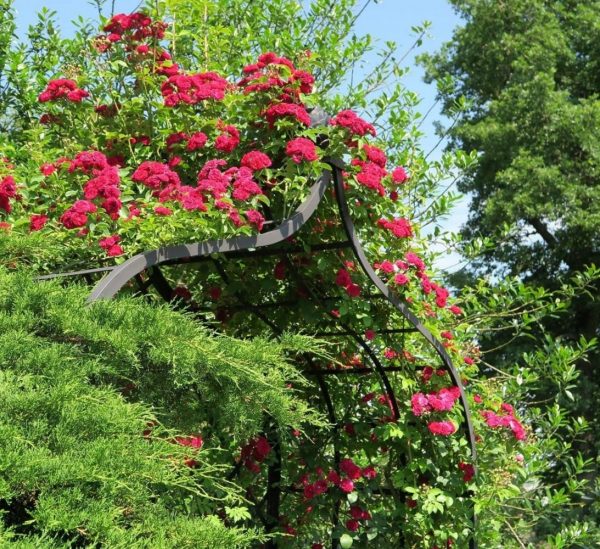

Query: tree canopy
<box><xmin>424</xmin><ymin>0</ymin><xmax>600</xmax><ymax>280</ymax></box>
<box><xmin>423</xmin><ymin>0</ymin><xmax>600</xmax><ymax>541</ymax></box>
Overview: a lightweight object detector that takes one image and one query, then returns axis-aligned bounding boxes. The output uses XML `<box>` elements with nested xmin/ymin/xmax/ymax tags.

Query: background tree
<box><xmin>422</xmin><ymin>0</ymin><xmax>600</xmax><ymax>540</ymax></box>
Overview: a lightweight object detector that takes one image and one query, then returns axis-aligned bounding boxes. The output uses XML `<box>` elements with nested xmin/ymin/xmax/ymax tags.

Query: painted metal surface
<box><xmin>86</xmin><ymin>169</ymin><xmax>332</xmax><ymax>302</ymax></box>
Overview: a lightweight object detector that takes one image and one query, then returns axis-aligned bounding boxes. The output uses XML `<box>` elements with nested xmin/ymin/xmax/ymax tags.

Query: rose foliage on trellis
<box><xmin>0</xmin><ymin>8</ymin><xmax>531</xmax><ymax>549</ymax></box>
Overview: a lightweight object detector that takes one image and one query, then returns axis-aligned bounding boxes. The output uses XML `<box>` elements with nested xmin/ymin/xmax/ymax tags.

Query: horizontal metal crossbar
<box><xmin>313</xmin><ymin>328</ymin><xmax>417</xmax><ymax>337</ymax></box>
<box><xmin>37</xmin><ymin>265</ymin><xmax>116</xmax><ymax>281</ymax></box>
<box><xmin>159</xmin><ymin>239</ymin><xmax>352</xmax><ymax>265</ymax></box>
<box><xmin>191</xmin><ymin>293</ymin><xmax>394</xmax><ymax>314</ymax></box>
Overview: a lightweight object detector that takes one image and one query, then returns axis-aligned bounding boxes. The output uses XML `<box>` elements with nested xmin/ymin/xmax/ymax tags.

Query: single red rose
<box><xmin>285</xmin><ymin>137</ymin><xmax>318</xmax><ymax>163</ymax></box>
<box><xmin>29</xmin><ymin>214</ymin><xmax>48</xmax><ymax>232</ymax></box>
<box><xmin>345</xmin><ymin>519</ymin><xmax>360</xmax><ymax>532</ymax></box>
<box><xmin>427</xmin><ymin>421</ymin><xmax>456</xmax><ymax>436</ymax></box>
<box><xmin>338</xmin><ymin>478</ymin><xmax>354</xmax><ymax>493</ymax></box>
<box><xmin>241</xmin><ymin>150</ymin><xmax>272</xmax><ymax>171</ymax></box>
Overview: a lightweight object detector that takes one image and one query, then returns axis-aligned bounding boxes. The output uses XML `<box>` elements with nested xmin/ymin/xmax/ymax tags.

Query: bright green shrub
<box><xmin>0</xmin><ymin>268</ymin><xmax>322</xmax><ymax>547</ymax></box>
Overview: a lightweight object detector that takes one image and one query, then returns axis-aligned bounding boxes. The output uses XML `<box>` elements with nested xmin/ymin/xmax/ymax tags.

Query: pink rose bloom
<box><xmin>427</xmin><ymin>421</ymin><xmax>456</xmax><ymax>436</ymax></box>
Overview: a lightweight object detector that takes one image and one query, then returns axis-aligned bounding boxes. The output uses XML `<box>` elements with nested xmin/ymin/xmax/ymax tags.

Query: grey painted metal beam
<box><xmin>331</xmin><ymin>164</ymin><xmax>478</xmax><ymax>547</ymax></box>
<box><xmin>87</xmin><ymin>170</ymin><xmax>331</xmax><ymax>302</ymax></box>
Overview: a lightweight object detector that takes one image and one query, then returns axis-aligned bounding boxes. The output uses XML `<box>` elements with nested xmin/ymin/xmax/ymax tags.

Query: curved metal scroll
<box><xmin>331</xmin><ymin>163</ymin><xmax>478</xmax><ymax>547</ymax></box>
<box><xmin>87</xmin><ymin>170</ymin><xmax>331</xmax><ymax>302</ymax></box>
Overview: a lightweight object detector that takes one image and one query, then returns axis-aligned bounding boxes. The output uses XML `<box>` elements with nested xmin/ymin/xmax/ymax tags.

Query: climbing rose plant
<box><xmin>0</xmin><ymin>9</ymin><xmax>531</xmax><ymax>548</ymax></box>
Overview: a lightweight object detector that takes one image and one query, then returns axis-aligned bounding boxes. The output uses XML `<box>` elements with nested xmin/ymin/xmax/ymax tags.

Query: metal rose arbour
<box><xmin>40</xmin><ymin>129</ymin><xmax>477</xmax><ymax>547</ymax></box>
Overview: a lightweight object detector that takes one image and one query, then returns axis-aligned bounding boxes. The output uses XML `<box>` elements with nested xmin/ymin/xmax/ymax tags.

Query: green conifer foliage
<box><xmin>0</xmin><ymin>268</ymin><xmax>322</xmax><ymax>546</ymax></box>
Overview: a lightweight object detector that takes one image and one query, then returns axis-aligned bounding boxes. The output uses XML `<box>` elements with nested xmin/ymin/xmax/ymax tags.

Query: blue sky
<box><xmin>354</xmin><ymin>0</ymin><xmax>458</xmax><ymax>148</ymax></box>
<box><xmin>12</xmin><ymin>0</ymin><xmax>466</xmax><ymax>269</ymax></box>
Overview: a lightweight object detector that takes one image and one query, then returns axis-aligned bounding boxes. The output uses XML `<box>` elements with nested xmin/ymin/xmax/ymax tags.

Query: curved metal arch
<box><xmin>330</xmin><ymin>164</ymin><xmax>477</xmax><ymax>460</ymax></box>
<box><xmin>331</xmin><ymin>164</ymin><xmax>478</xmax><ymax>547</ymax></box>
<box><xmin>85</xmin><ymin>159</ymin><xmax>480</xmax><ymax>461</ymax></box>
<box><xmin>87</xmin><ymin>169</ymin><xmax>331</xmax><ymax>302</ymax></box>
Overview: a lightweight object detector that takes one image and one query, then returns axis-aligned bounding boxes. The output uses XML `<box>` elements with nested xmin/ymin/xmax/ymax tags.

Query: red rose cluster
<box><xmin>420</xmin><ymin>272</ymin><xmax>451</xmax><ymax>308</ymax></box>
<box><xmin>186</xmin><ymin>132</ymin><xmax>208</xmax><ymax>151</ymax></box>
<box><xmin>239</xmin><ymin>51</ymin><xmax>314</xmax><ymax>97</ymax></box>
<box><xmin>353</xmin><ymin>158</ymin><xmax>387</xmax><ymax>195</ymax></box>
<box><xmin>231</xmin><ymin>168</ymin><xmax>263</xmax><ymax>200</ymax></box>
<box><xmin>99</xmin><ymin>235</ymin><xmax>124</xmax><ymax>257</ymax></box>
<box><xmin>102</xmin><ymin>11</ymin><xmax>166</xmax><ymax>44</ymax></box>
<box><xmin>411</xmin><ymin>386</ymin><xmax>462</xmax><ymax>416</ymax></box>
<box><xmin>0</xmin><ymin>175</ymin><xmax>16</xmax><ymax>213</ymax></box>
<box><xmin>38</xmin><ymin>151</ymin><xmax>125</xmax><ymax>253</ymax></box>
<box><xmin>481</xmin><ymin>403</ymin><xmax>526</xmax><ymax>441</ymax></box>
<box><xmin>60</xmin><ymin>199</ymin><xmax>97</xmax><ymax>229</ymax></box>
<box><xmin>392</xmin><ymin>166</ymin><xmax>408</xmax><ymax>184</ymax></box>
<box><xmin>345</xmin><ymin>142</ymin><xmax>411</xmax><ymax>199</ymax></box>
<box><xmin>346</xmin><ymin>505</ymin><xmax>372</xmax><ymax>532</ymax></box>
<box><xmin>264</xmin><ymin>102</ymin><xmax>312</xmax><ymax>127</ymax></box>
<box><xmin>458</xmin><ymin>461</ymin><xmax>475</xmax><ymax>482</ymax></box>
<box><xmin>363</xmin><ymin>144</ymin><xmax>386</xmax><ymax>166</ymax></box>
<box><xmin>421</xmin><ymin>366</ymin><xmax>450</xmax><ymax>383</ymax></box>
<box><xmin>196</xmin><ymin>159</ymin><xmax>263</xmax><ymax>203</ymax></box>
<box><xmin>427</xmin><ymin>420</ymin><xmax>457</xmax><ymax>436</ymax></box>
<box><xmin>241</xmin><ymin>150</ymin><xmax>272</xmax><ymax>171</ymax></box>
<box><xmin>240</xmin><ymin>435</ymin><xmax>272</xmax><ymax>474</ymax></box>
<box><xmin>299</xmin><ymin>459</ymin><xmax>377</xmax><ymax>502</ymax></box>
<box><xmin>132</xmin><ymin>161</ymin><xmax>181</xmax><ymax>190</ymax></box>
<box><xmin>161</xmin><ymin>72</ymin><xmax>229</xmax><ymax>107</ymax></box>
<box><xmin>70</xmin><ymin>151</ymin><xmax>123</xmax><ymax>220</ymax></box>
<box><xmin>377</xmin><ymin>217</ymin><xmax>413</xmax><ymax>239</ymax></box>
<box><xmin>374</xmin><ymin>251</ymin><xmax>459</xmax><ymax>315</ymax></box>
<box><xmin>174</xmin><ymin>434</ymin><xmax>204</xmax><ymax>468</ymax></box>
<box><xmin>38</xmin><ymin>79</ymin><xmax>89</xmax><ymax>103</ymax></box>
<box><xmin>164</xmin><ymin>131</ymin><xmax>207</xmax><ymax>153</ymax></box>
<box><xmin>330</xmin><ymin>109</ymin><xmax>376</xmax><ymax>137</ymax></box>
<box><xmin>29</xmin><ymin>214</ymin><xmax>48</xmax><ymax>232</ymax></box>
<box><xmin>214</xmin><ymin>124</ymin><xmax>240</xmax><ymax>153</ymax></box>
<box><xmin>335</xmin><ymin>267</ymin><xmax>361</xmax><ymax>298</ymax></box>
<box><xmin>132</xmin><ymin>160</ymin><xmax>209</xmax><ymax>215</ymax></box>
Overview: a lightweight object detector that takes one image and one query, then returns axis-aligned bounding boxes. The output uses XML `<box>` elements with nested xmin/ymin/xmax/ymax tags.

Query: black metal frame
<box><xmin>40</xmin><ymin>155</ymin><xmax>477</xmax><ymax>546</ymax></box>
<box><xmin>83</xmin><ymin>163</ymin><xmax>477</xmax><ymax>446</ymax></box>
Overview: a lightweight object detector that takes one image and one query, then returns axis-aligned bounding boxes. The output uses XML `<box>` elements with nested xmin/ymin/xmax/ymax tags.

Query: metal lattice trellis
<box><xmin>39</xmin><ymin>114</ymin><xmax>478</xmax><ymax>548</ymax></box>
